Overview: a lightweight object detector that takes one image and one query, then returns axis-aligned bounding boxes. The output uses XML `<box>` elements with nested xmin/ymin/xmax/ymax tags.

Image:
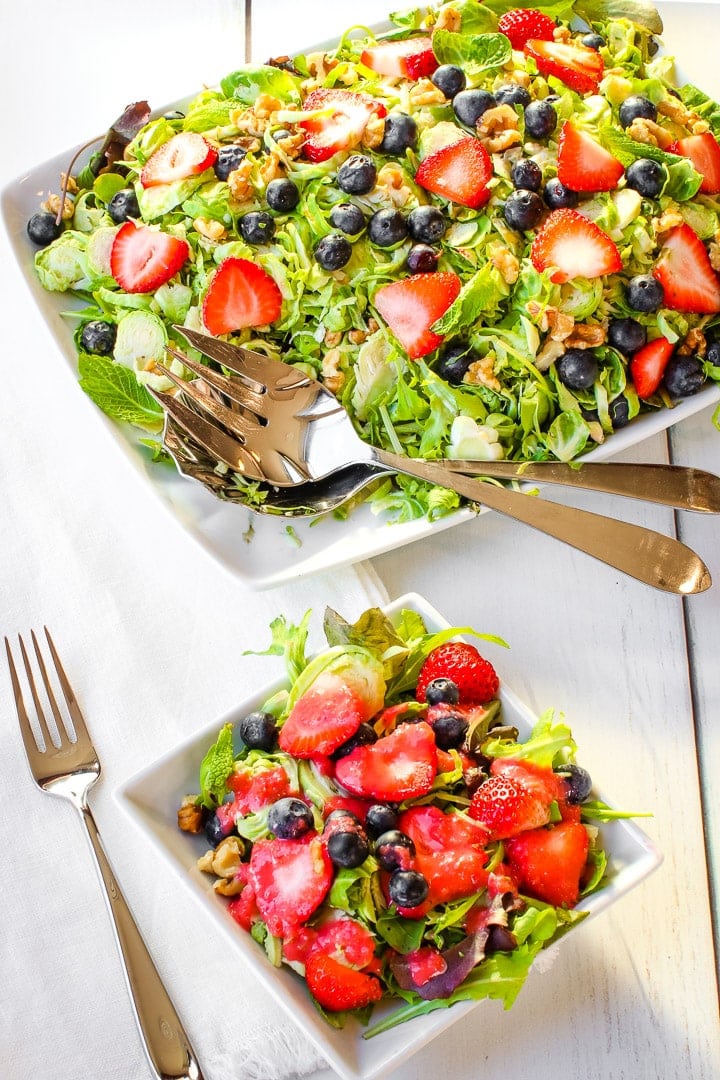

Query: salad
<box><xmin>27</xmin><ymin>0</ymin><xmax>720</xmax><ymax>522</ymax></box>
<box><xmin>177</xmin><ymin>604</ymin><xmax>641</xmax><ymax>1033</ymax></box>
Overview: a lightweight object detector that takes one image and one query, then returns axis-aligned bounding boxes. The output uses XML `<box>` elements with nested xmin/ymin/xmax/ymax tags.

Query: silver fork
<box><xmin>6</xmin><ymin>628</ymin><xmax>204</xmax><ymax>1080</ymax></box>
<box><xmin>150</xmin><ymin>327</ymin><xmax>713</xmax><ymax>595</ymax></box>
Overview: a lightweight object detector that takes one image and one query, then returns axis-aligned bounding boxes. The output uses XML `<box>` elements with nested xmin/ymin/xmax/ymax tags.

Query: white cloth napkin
<box><xmin>0</xmin><ymin>281</ymin><xmax>388</xmax><ymax>1078</ymax></box>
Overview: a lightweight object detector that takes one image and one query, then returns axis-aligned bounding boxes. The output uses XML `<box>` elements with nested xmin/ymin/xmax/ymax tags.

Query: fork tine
<box><xmin>30</xmin><ymin>629</ymin><xmax>72</xmax><ymax>743</ymax></box>
<box><xmin>17</xmin><ymin>633</ymin><xmax>58</xmax><ymax>751</ymax></box>
<box><xmin>165</xmin><ymin>347</ymin><xmax>269</xmax><ymax>418</ymax></box>
<box><xmin>155</xmin><ymin>359</ymin><xmax>266</xmax><ymax>434</ymax></box>
<box><xmin>43</xmin><ymin>627</ymin><xmax>91</xmax><ymax>748</ymax></box>
<box><xmin>5</xmin><ymin>636</ymin><xmax>46</xmax><ymax>765</ymax></box>
<box><xmin>175</xmin><ymin>325</ymin><xmax>313</xmax><ymax>394</ymax></box>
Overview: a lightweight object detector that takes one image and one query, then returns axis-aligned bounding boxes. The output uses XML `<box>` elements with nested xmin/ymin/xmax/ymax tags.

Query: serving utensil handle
<box><xmin>79</xmin><ymin>801</ymin><xmax>204</xmax><ymax>1080</ymax></box>
<box><xmin>377</xmin><ymin>450</ymin><xmax>711</xmax><ymax>595</ymax></box>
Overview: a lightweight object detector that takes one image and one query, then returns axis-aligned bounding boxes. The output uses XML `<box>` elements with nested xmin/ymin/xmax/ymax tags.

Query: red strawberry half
<box><xmin>226</xmin><ymin>762</ymin><xmax>294</xmax><ymax>815</ymax></box>
<box><xmin>469</xmin><ymin>759</ymin><xmax>564</xmax><ymax>840</ymax></box>
<box><xmin>202</xmin><ymin>257</ymin><xmax>282</xmax><ymax>335</ymax></box>
<box><xmin>373</xmin><ymin>271</ymin><xmax>461</xmax><ymax>359</ymax></box>
<box><xmin>670</xmin><ymin>132</ymin><xmax>720</xmax><ymax>194</ymax></box>
<box><xmin>305</xmin><ymin>952</ymin><xmax>383</xmax><ymax>1012</ymax></box>
<box><xmin>416</xmin><ymin>641</ymin><xmax>499</xmax><ymax>705</ymax></box>
<box><xmin>279</xmin><ymin>672</ymin><xmax>370</xmax><ymax>758</ymax></box>
<box><xmin>360</xmin><ymin>36</ymin><xmax>437</xmax><ymax>80</ymax></box>
<box><xmin>415</xmin><ymin>136</ymin><xmax>493</xmax><ymax>209</ymax></box>
<box><xmin>629</xmin><ymin>336</ymin><xmax>674</xmax><ymax>399</ymax></box>
<box><xmin>140</xmin><ymin>132</ymin><xmax>217</xmax><ymax>187</ymax></box>
<box><xmin>398</xmin><ymin>805</ymin><xmax>489</xmax><ymax>909</ymax></box>
<box><xmin>530</xmin><ymin>208</ymin><xmax>622</xmax><ymax>284</ymax></box>
<box><xmin>299</xmin><ymin>88</ymin><xmax>386</xmax><ymax>163</ymax></box>
<box><xmin>334</xmin><ymin>720</ymin><xmax>438</xmax><ymax>801</ymax></box>
<box><xmin>110</xmin><ymin>221</ymin><xmax>189</xmax><ymax>294</ymax></box>
<box><xmin>557</xmin><ymin>122</ymin><xmax>624</xmax><ymax>191</ymax></box>
<box><xmin>652</xmin><ymin>223</ymin><xmax>720</xmax><ymax>314</ymax></box>
<box><xmin>498</xmin><ymin>8</ymin><xmax>557</xmax><ymax>49</ymax></box>
<box><xmin>248</xmin><ymin>834</ymin><xmax>333</xmax><ymax>938</ymax></box>
<box><xmin>524</xmin><ymin>38</ymin><xmax>604</xmax><ymax>94</ymax></box>
<box><xmin>505</xmin><ymin>821</ymin><xmax>590</xmax><ymax>908</ymax></box>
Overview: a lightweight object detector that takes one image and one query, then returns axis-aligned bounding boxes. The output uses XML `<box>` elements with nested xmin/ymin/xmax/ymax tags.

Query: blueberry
<box><xmin>204</xmin><ymin>810</ymin><xmax>235</xmax><ymax>845</ymax></box>
<box><xmin>267</xmin><ymin>797</ymin><xmax>314</xmax><ymax>840</ymax></box>
<box><xmin>494</xmin><ymin>84</ymin><xmax>531</xmax><ymax>108</ymax></box>
<box><xmin>266</xmin><ymin>177</ymin><xmax>300</xmax><ymax>212</ymax></box>
<box><xmin>26</xmin><ymin>211</ymin><xmax>63</xmax><ymax>247</ymax></box>
<box><xmin>337</xmin><ymin>154</ymin><xmax>377</xmax><ymax>195</ymax></box>
<box><xmin>707</xmin><ymin>339</ymin><xmax>720</xmax><ymax>366</ymax></box>
<box><xmin>214</xmin><ymin>144</ymin><xmax>247</xmax><ymax>181</ymax></box>
<box><xmin>625</xmin><ymin>158</ymin><xmax>665</xmax><ymax>199</ymax></box>
<box><xmin>438</xmin><ymin>342</ymin><xmax>476</xmax><ymax>384</ymax></box>
<box><xmin>453</xmin><ymin>88</ymin><xmax>497</xmax><ymax>127</ymax></box>
<box><xmin>388</xmin><ymin>869</ymin><xmax>429</xmax><ymax>908</ymax></box>
<box><xmin>240</xmin><ymin>211</ymin><xmax>275</xmax><ymax>245</ymax></box>
<box><xmin>368</xmin><ymin>208</ymin><xmax>407</xmax><ymax>247</ymax></box>
<box><xmin>407</xmin><ymin>205</ymin><xmax>447</xmax><ymax>244</ymax></box>
<box><xmin>608</xmin><ymin>317</ymin><xmax>647</xmax><ymax>355</ymax></box>
<box><xmin>431</xmin><ymin>64</ymin><xmax>466</xmax><ymax>99</ymax></box>
<box><xmin>609</xmin><ymin>395</ymin><xmax>630</xmax><ymax>429</ymax></box>
<box><xmin>424</xmin><ymin>677</ymin><xmax>460</xmax><ymax>706</ymax></box>
<box><xmin>524</xmin><ymin>100</ymin><xmax>557</xmax><ymax>140</ymax></box>
<box><xmin>543</xmin><ymin>177</ymin><xmax>579</xmax><ymax>209</ymax></box>
<box><xmin>374</xmin><ymin>830</ymin><xmax>415</xmax><ymax>872</ymax></box>
<box><xmin>555</xmin><ymin>762</ymin><xmax>593</xmax><ymax>804</ymax></box>
<box><xmin>618</xmin><ymin>95</ymin><xmax>657</xmax><ymax>128</ymax></box>
<box><xmin>315</xmin><ymin>232</ymin><xmax>352</xmax><ymax>270</ymax></box>
<box><xmin>327</xmin><ymin>828</ymin><xmax>370</xmax><ymax>868</ymax></box>
<box><xmin>626</xmin><ymin>274</ymin><xmax>664</xmax><ymax>313</ymax></box>
<box><xmin>511</xmin><ymin>158</ymin><xmax>543</xmax><ymax>192</ymax></box>
<box><xmin>80</xmin><ymin>320</ymin><xmax>116</xmax><ymax>355</ymax></box>
<box><xmin>380</xmin><ymin>113</ymin><xmax>418</xmax><ymax>154</ymax></box>
<box><xmin>433</xmin><ymin>713</ymin><xmax>469</xmax><ymax>750</ymax></box>
<box><xmin>329</xmin><ymin>203</ymin><xmax>366</xmax><ymax>235</ymax></box>
<box><xmin>407</xmin><ymin>244</ymin><xmax>439</xmax><ymax>273</ymax></box>
<box><xmin>503</xmin><ymin>189</ymin><xmax>544</xmax><ymax>231</ymax></box>
<box><xmin>365</xmin><ymin>804</ymin><xmax>399</xmax><ymax>839</ymax></box>
<box><xmin>582</xmin><ymin>32</ymin><xmax>605</xmax><ymax>49</ymax></box>
<box><xmin>330</xmin><ymin>722</ymin><xmax>377</xmax><ymax>760</ymax></box>
<box><xmin>664</xmin><ymin>354</ymin><xmax>706</xmax><ymax>398</ymax></box>
<box><xmin>556</xmin><ymin>348</ymin><xmax>599</xmax><ymax>390</ymax></box>
<box><xmin>108</xmin><ymin>188</ymin><xmax>140</xmax><ymax>223</ymax></box>
<box><xmin>237</xmin><ymin>710</ymin><xmax>277</xmax><ymax>751</ymax></box>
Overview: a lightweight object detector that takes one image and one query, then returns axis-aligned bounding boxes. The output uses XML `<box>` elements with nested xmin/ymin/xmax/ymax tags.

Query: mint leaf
<box><xmin>431</xmin><ymin>31</ymin><xmax>511</xmax><ymax>75</ymax></box>
<box><xmin>77</xmin><ymin>353</ymin><xmax>164</xmax><ymax>431</ymax></box>
<box><xmin>198</xmin><ymin>723</ymin><xmax>235</xmax><ymax>809</ymax></box>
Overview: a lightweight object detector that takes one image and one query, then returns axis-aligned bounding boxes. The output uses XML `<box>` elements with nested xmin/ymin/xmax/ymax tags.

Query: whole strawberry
<box><xmin>497</xmin><ymin>8</ymin><xmax>557</xmax><ymax>49</ymax></box>
<box><xmin>416</xmin><ymin>642</ymin><xmax>499</xmax><ymax>705</ymax></box>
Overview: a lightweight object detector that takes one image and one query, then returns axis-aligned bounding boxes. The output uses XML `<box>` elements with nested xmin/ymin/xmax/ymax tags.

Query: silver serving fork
<box><xmin>150</xmin><ymin>327</ymin><xmax>713</xmax><ymax>595</ymax></box>
<box><xmin>6</xmin><ymin>628</ymin><xmax>204</xmax><ymax>1080</ymax></box>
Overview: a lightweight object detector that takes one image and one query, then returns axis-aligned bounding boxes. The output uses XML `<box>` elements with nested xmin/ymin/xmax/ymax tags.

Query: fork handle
<box><xmin>377</xmin><ymin>450</ymin><xmax>711</xmax><ymax>595</ymax></box>
<box><xmin>78</xmin><ymin>802</ymin><xmax>204</xmax><ymax>1080</ymax></box>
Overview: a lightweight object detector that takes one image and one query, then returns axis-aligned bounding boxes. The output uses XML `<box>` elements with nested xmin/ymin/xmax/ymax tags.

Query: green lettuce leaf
<box><xmin>220</xmin><ymin>65</ymin><xmax>302</xmax><ymax>105</ymax></box>
<box><xmin>431</xmin><ymin>31</ymin><xmax>511</xmax><ymax>75</ymax></box>
<box><xmin>483</xmin><ymin>707</ymin><xmax>576</xmax><ymax>768</ymax></box>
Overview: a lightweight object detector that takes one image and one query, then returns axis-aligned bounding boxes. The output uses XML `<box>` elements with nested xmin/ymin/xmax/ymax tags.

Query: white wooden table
<box><xmin>0</xmin><ymin>2</ymin><xmax>717</xmax><ymax>1079</ymax></box>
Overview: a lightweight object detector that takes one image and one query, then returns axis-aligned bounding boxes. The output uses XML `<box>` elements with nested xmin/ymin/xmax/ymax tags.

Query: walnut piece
<box><xmin>465</xmin><ymin>354</ymin><xmax>502</xmax><ymax>392</ymax></box>
<box><xmin>488</xmin><ymin>241</ymin><xmax>520</xmax><ymax>285</ymax></box>
<box><xmin>564</xmin><ymin>323</ymin><xmax>607</xmax><ymax>349</ymax></box>
<box><xmin>434</xmin><ymin>5</ymin><xmax>461</xmax><ymax>32</ymax></box>
<box><xmin>227</xmin><ymin>160</ymin><xmax>254</xmax><ymax>201</ymax></box>
<box><xmin>214</xmin><ymin>877</ymin><xmax>245</xmax><ymax>897</ymax></box>
<box><xmin>678</xmin><ymin>327</ymin><xmax>706</xmax><ymax>357</ymax></box>
<box><xmin>177</xmin><ymin>799</ymin><xmax>203</xmax><ymax>834</ymax></box>
<box><xmin>193</xmin><ymin>217</ymin><xmax>226</xmax><ymax>241</ymax></box>
<box><xmin>361</xmin><ymin>112</ymin><xmax>386</xmax><ymax>149</ymax></box>
<box><xmin>409</xmin><ymin>78</ymin><xmax>447</xmax><ymax>107</ymax></box>
<box><xmin>210</xmin><ymin>836</ymin><xmax>244</xmax><ymax>878</ymax></box>
<box><xmin>626</xmin><ymin>117</ymin><xmax>675</xmax><ymax>149</ymax></box>
<box><xmin>477</xmin><ymin>104</ymin><xmax>522</xmax><ymax>153</ymax></box>
<box><xmin>375</xmin><ymin>163</ymin><xmax>413</xmax><ymax>207</ymax></box>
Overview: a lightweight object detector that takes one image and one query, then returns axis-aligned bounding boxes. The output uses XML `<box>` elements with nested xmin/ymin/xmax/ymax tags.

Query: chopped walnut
<box><xmin>375</xmin><ymin>163</ymin><xmax>413</xmax><ymax>207</ymax></box>
<box><xmin>434</xmin><ymin>5</ymin><xmax>461</xmax><ymax>32</ymax></box>
<box><xmin>231</xmin><ymin>94</ymin><xmax>283</xmax><ymax>137</ymax></box>
<box><xmin>564</xmin><ymin>322</ymin><xmax>607</xmax><ymax>349</ymax></box>
<box><xmin>361</xmin><ymin>112</ymin><xmax>386</xmax><ymax>149</ymax></box>
<box><xmin>193</xmin><ymin>216</ymin><xmax>226</xmax><ymax>241</ymax></box>
<box><xmin>214</xmin><ymin>877</ymin><xmax>245</xmax><ymax>897</ymax></box>
<box><xmin>42</xmin><ymin>193</ymin><xmax>74</xmax><ymax>220</ymax></box>
<box><xmin>324</xmin><ymin>329</ymin><xmax>343</xmax><ymax>347</ymax></box>
<box><xmin>656</xmin><ymin>95</ymin><xmax>708</xmax><ymax>134</ymax></box>
<box><xmin>553</xmin><ymin>25</ymin><xmax>572</xmax><ymax>43</ymax></box>
<box><xmin>348</xmin><ymin>328</ymin><xmax>369</xmax><ymax>345</ymax></box>
<box><xmin>276</xmin><ymin>131</ymin><xmax>305</xmax><ymax>158</ymax></box>
<box><xmin>477</xmin><ymin>104</ymin><xmax>522</xmax><ymax>153</ymax></box>
<box><xmin>255</xmin><ymin>93</ymin><xmax>283</xmax><ymax>120</ymax></box>
<box><xmin>259</xmin><ymin>152</ymin><xmax>285</xmax><ymax>186</ymax></box>
<box><xmin>653</xmin><ymin>207</ymin><xmax>684</xmax><ymax>239</ymax></box>
<box><xmin>409</xmin><ymin>78</ymin><xmax>447</xmax><ymax>107</ymax></box>
<box><xmin>526</xmin><ymin>301</ymin><xmax>574</xmax><ymax>340</ymax></box>
<box><xmin>709</xmin><ymin>238</ymin><xmax>720</xmax><ymax>272</ymax></box>
<box><xmin>227</xmin><ymin>160</ymin><xmax>254</xmax><ymax>201</ymax></box>
<box><xmin>488</xmin><ymin>241</ymin><xmax>520</xmax><ymax>285</ymax></box>
<box><xmin>60</xmin><ymin>172</ymin><xmax>79</xmax><ymax>194</ymax></box>
<box><xmin>177</xmin><ymin>798</ymin><xmax>203</xmax><ymax>834</ymax></box>
<box><xmin>626</xmin><ymin>117</ymin><xmax>675</xmax><ymax>149</ymax></box>
<box><xmin>197</xmin><ymin>850</ymin><xmax>215</xmax><ymax>874</ymax></box>
<box><xmin>209</xmin><ymin>836</ymin><xmax>244</xmax><ymax>878</ymax></box>
<box><xmin>465</xmin><ymin>354</ymin><xmax>502</xmax><ymax>392</ymax></box>
<box><xmin>678</xmin><ymin>327</ymin><xmax>706</xmax><ymax>357</ymax></box>
<box><xmin>367</xmin><ymin>317</ymin><xmax>379</xmax><ymax>333</ymax></box>
<box><xmin>322</xmin><ymin>347</ymin><xmax>345</xmax><ymax>393</ymax></box>
<box><xmin>535</xmin><ymin>337</ymin><xmax>566</xmax><ymax>371</ymax></box>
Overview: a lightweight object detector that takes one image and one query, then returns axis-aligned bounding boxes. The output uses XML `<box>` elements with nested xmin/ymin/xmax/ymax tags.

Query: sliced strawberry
<box><xmin>334</xmin><ymin>721</ymin><xmax>438</xmax><ymax>801</ymax></box>
<box><xmin>530</xmin><ymin>208</ymin><xmax>622</xmax><ymax>284</ymax></box>
<box><xmin>490</xmin><ymin>757</ymin><xmax>566</xmax><ymax>801</ymax></box>
<box><xmin>226</xmin><ymin>879</ymin><xmax>260</xmax><ymax>931</ymax></box>
<box><xmin>299</xmin><ymin>88</ymin><xmax>386</xmax><ymax>163</ymax></box>
<box><xmin>398</xmin><ymin>805</ymin><xmax>489</xmax><ymax>910</ymax></box>
<box><xmin>282</xmin><ymin>926</ymin><xmax>318</xmax><ymax>965</ymax></box>
<box><xmin>248</xmin><ymin>834</ymin><xmax>333</xmax><ymax>938</ymax></box>
<box><xmin>110</xmin><ymin>221</ymin><xmax>189</xmax><ymax>294</ymax></box>
<box><xmin>415</xmin><ymin>136</ymin><xmax>493</xmax><ymax>209</ymax></box>
<box><xmin>373</xmin><ymin>701</ymin><xmax>427</xmax><ymax>735</ymax></box>
<box><xmin>469</xmin><ymin>759</ymin><xmax>564</xmax><ymax>840</ymax></box>
<box><xmin>374</xmin><ymin>271</ymin><xmax>461</xmax><ymax>360</ymax></box>
<box><xmin>311</xmin><ymin>918</ymin><xmax>376</xmax><ymax>969</ymax></box>
<box><xmin>670</xmin><ymin>132</ymin><xmax>720</xmax><ymax>194</ymax></box>
<box><xmin>202</xmin><ymin>257</ymin><xmax>282</xmax><ymax>335</ymax></box>
<box><xmin>498</xmin><ymin>8</ymin><xmax>557</xmax><ymax>49</ymax></box>
<box><xmin>629</xmin><ymin>336</ymin><xmax>674</xmax><ymax>399</ymax></box>
<box><xmin>360</xmin><ymin>36</ymin><xmax>437</xmax><ymax>80</ymax></box>
<box><xmin>505</xmin><ymin>821</ymin><xmax>590</xmax><ymax>908</ymax></box>
<box><xmin>227</xmin><ymin>762</ymin><xmax>294</xmax><ymax>815</ymax></box>
<box><xmin>305</xmin><ymin>951</ymin><xmax>383</xmax><ymax>1012</ymax></box>
<box><xmin>557</xmin><ymin>122</ymin><xmax>624</xmax><ymax>191</ymax></box>
<box><xmin>140</xmin><ymin>132</ymin><xmax>217</xmax><ymax>188</ymax></box>
<box><xmin>416</xmin><ymin>641</ymin><xmax>499</xmax><ymax>705</ymax></box>
<box><xmin>403</xmin><ymin>946</ymin><xmax>447</xmax><ymax>986</ymax></box>
<box><xmin>652</xmin><ymin>223</ymin><xmax>720</xmax><ymax>314</ymax></box>
<box><xmin>322</xmin><ymin>795</ymin><xmax>372</xmax><ymax>823</ymax></box>
<box><xmin>524</xmin><ymin>38</ymin><xmax>604</xmax><ymax>94</ymax></box>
